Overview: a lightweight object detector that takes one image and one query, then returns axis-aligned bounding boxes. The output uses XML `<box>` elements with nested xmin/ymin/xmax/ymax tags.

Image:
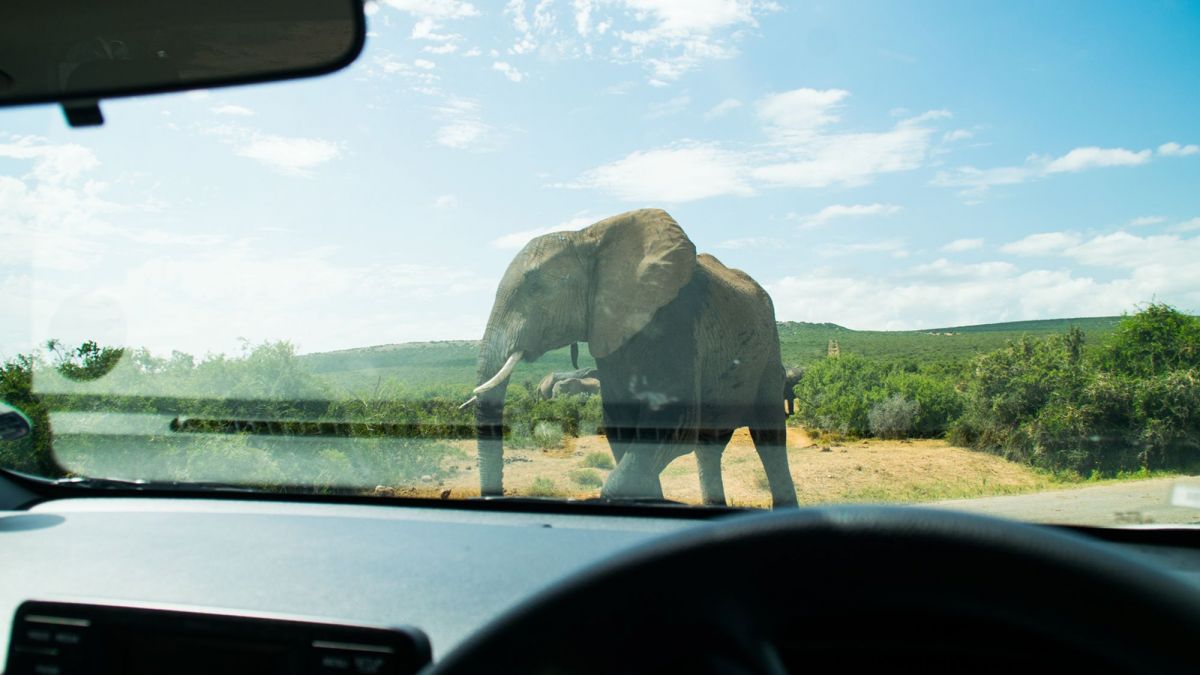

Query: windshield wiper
<box><xmin>48</xmin><ymin>475</ymin><xmax>256</xmax><ymax>493</ymax></box>
<box><xmin>169</xmin><ymin>417</ymin><xmax>480</xmax><ymax>439</ymax></box>
<box><xmin>473</xmin><ymin>495</ymin><xmax>690</xmax><ymax>507</ymax></box>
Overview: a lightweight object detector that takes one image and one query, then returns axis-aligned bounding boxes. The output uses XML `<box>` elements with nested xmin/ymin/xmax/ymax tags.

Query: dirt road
<box><xmin>430</xmin><ymin>428</ymin><xmax>1055</xmax><ymax>508</ymax></box>
<box><xmin>932</xmin><ymin>477</ymin><xmax>1200</xmax><ymax>526</ymax></box>
<box><xmin>398</xmin><ymin>429</ymin><xmax>1200</xmax><ymax>525</ymax></box>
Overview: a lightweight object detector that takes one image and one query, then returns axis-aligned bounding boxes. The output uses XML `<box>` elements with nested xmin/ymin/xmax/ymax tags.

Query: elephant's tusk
<box><xmin>473</xmin><ymin>351</ymin><xmax>524</xmax><ymax>396</ymax></box>
<box><xmin>458</xmin><ymin>396</ymin><xmax>478</xmax><ymax>410</ymax></box>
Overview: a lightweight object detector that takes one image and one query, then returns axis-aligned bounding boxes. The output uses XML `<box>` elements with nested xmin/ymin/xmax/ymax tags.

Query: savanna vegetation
<box><xmin>0</xmin><ymin>307</ymin><xmax>1193</xmax><ymax>490</ymax></box>
<box><xmin>793</xmin><ymin>305</ymin><xmax>1200</xmax><ymax>477</ymax></box>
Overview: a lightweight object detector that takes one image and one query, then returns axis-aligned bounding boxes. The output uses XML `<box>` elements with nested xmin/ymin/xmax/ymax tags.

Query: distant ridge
<box><xmin>925</xmin><ymin>316</ymin><xmax>1121</xmax><ymax>334</ymax></box>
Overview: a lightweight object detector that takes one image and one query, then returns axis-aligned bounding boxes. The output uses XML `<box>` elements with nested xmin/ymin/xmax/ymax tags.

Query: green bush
<box><xmin>532</xmin><ymin>421</ymin><xmax>565</xmax><ymax>449</ymax></box>
<box><xmin>527</xmin><ymin>476</ymin><xmax>561</xmax><ymax>497</ymax></box>
<box><xmin>794</xmin><ymin>354</ymin><xmax>962</xmax><ymax>438</ymax></box>
<box><xmin>868</xmin><ymin>394</ymin><xmax>919</xmax><ymax>439</ymax></box>
<box><xmin>568</xmin><ymin>468</ymin><xmax>604</xmax><ymax>487</ymax></box>
<box><xmin>580</xmin><ymin>451</ymin><xmax>615</xmax><ymax>469</ymax></box>
<box><xmin>954</xmin><ymin>307</ymin><xmax>1200</xmax><ymax>474</ymax></box>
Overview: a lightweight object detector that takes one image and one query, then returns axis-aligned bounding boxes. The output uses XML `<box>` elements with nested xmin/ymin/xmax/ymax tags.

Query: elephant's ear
<box><xmin>585</xmin><ymin>209</ymin><xmax>696</xmax><ymax>359</ymax></box>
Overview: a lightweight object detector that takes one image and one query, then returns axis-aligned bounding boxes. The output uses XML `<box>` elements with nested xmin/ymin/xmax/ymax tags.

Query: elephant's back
<box><xmin>693</xmin><ymin>254</ymin><xmax>783</xmax><ymax>417</ymax></box>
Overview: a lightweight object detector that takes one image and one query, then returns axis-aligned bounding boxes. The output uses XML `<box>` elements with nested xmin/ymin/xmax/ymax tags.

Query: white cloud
<box><xmin>431</xmin><ymin>97</ymin><xmax>498</xmax><ymax>150</ymax></box>
<box><xmin>1000</xmin><ymin>232</ymin><xmax>1083</xmax><ymax>256</ymax></box>
<box><xmin>563</xmin><ymin>141</ymin><xmax>753</xmax><ymax>203</ymax></box>
<box><xmin>943</xmin><ymin>129</ymin><xmax>973</xmax><ymax>142</ymax></box>
<box><xmin>908</xmin><ymin>258</ymin><xmax>1016</xmax><ymax>278</ymax></box>
<box><xmin>703</xmin><ymin>98</ymin><xmax>742</xmax><ymax>120</ymax></box>
<box><xmin>413</xmin><ymin>59</ymin><xmax>437</xmax><ymax>69</ymax></box>
<box><xmin>1129</xmin><ymin>215</ymin><xmax>1166</xmax><ymax>227</ymax></box>
<box><xmin>936</xmin><ymin>144</ymin><xmax>1161</xmax><ymax>196</ymax></box>
<box><xmin>211</xmin><ymin>104</ymin><xmax>254</xmax><ymax>117</ymax></box>
<box><xmin>768</xmin><ymin>229</ymin><xmax>1200</xmax><ymax>331</ymax></box>
<box><xmin>492</xmin><ymin>61</ymin><xmax>525</xmax><ymax>82</ymax></box>
<box><xmin>817</xmin><ymin>239</ymin><xmax>908</xmax><ymax>258</ymax></box>
<box><xmin>411</xmin><ymin>16</ymin><xmax>460</xmax><ymax>41</ymax></box>
<box><xmin>751</xmin><ymin>116</ymin><xmax>938</xmax><ymax>188</ymax></box>
<box><xmin>1158</xmin><ymin>141</ymin><xmax>1199</xmax><ymax>157</ymax></box>
<box><xmin>218</xmin><ymin>132</ymin><xmax>340</xmax><ymax>177</ymax></box>
<box><xmin>436</xmin><ymin>119</ymin><xmax>491</xmax><ymax>149</ymax></box>
<box><xmin>366</xmin><ymin>52</ymin><xmax>441</xmax><ymax>94</ymax></box>
<box><xmin>490</xmin><ymin>214</ymin><xmax>595</xmax><ymax>249</ymax></box>
<box><xmin>424</xmin><ymin>43</ymin><xmax>459</xmax><ymax>54</ymax></box>
<box><xmin>757</xmin><ymin>88</ymin><xmax>847</xmax><ymax>141</ymax></box>
<box><xmin>645</xmin><ymin>95</ymin><xmax>691</xmax><ymax>119</ymax></box>
<box><xmin>384</xmin><ymin>0</ymin><xmax>479</xmax><ymax>18</ymax></box>
<box><xmin>463</xmin><ymin>47</ymin><xmax>482</xmax><ymax>56</ymax></box>
<box><xmin>713</xmin><ymin>236</ymin><xmax>780</xmax><ymax>250</ymax></box>
<box><xmin>1042</xmin><ymin>146</ymin><xmax>1151</xmax><ymax>174</ymax></box>
<box><xmin>494</xmin><ymin>0</ymin><xmax>777</xmax><ymax>84</ymax></box>
<box><xmin>1170</xmin><ymin>217</ymin><xmax>1200</xmax><ymax>233</ymax></box>
<box><xmin>565</xmin><ymin>90</ymin><xmax>948</xmax><ymax>201</ymax></box>
<box><xmin>792</xmin><ymin>203</ymin><xmax>901</xmax><ymax>229</ymax></box>
<box><xmin>0</xmin><ymin>136</ymin><xmax>100</xmax><ymax>184</ymax></box>
<box><xmin>941</xmin><ymin>238</ymin><xmax>984</xmax><ymax>252</ymax></box>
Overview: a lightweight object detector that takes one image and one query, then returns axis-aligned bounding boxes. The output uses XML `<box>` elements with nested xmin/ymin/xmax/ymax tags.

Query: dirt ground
<box><xmin>391</xmin><ymin>427</ymin><xmax>1053</xmax><ymax>509</ymax></box>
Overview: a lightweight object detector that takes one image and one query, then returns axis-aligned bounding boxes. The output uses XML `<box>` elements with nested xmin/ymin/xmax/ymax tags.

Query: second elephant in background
<box><xmin>552</xmin><ymin>376</ymin><xmax>601</xmax><ymax>398</ymax></box>
<box><xmin>784</xmin><ymin>366</ymin><xmax>804</xmax><ymax>416</ymax></box>
<box><xmin>537</xmin><ymin>367</ymin><xmax>599</xmax><ymax>400</ymax></box>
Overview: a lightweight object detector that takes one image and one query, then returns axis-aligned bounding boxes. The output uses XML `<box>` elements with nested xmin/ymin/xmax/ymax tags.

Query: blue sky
<box><xmin>1</xmin><ymin>0</ymin><xmax>1199</xmax><ymax>358</ymax></box>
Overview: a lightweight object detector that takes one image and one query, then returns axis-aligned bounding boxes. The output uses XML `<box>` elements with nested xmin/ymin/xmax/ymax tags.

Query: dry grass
<box><xmin>401</xmin><ymin>427</ymin><xmax>1056</xmax><ymax>507</ymax></box>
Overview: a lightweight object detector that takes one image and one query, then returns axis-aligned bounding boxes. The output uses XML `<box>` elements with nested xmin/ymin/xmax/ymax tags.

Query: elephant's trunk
<box><xmin>474</xmin><ymin>325</ymin><xmax>521</xmax><ymax>496</ymax></box>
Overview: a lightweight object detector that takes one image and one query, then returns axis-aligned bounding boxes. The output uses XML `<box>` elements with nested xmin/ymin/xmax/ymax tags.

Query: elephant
<box><xmin>552</xmin><ymin>376</ymin><xmax>601</xmax><ymax>398</ymax></box>
<box><xmin>783</xmin><ymin>366</ymin><xmax>804</xmax><ymax>416</ymax></box>
<box><xmin>467</xmin><ymin>208</ymin><xmax>798</xmax><ymax>508</ymax></box>
<box><xmin>536</xmin><ymin>367</ymin><xmax>599</xmax><ymax>400</ymax></box>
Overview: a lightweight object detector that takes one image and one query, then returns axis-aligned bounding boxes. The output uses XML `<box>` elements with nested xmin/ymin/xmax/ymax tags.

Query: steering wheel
<box><xmin>427</xmin><ymin>507</ymin><xmax>1200</xmax><ymax>674</ymax></box>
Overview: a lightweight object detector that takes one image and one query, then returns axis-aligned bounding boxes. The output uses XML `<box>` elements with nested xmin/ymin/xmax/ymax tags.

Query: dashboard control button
<box><xmin>318</xmin><ymin>653</ymin><xmax>352</xmax><ymax>671</ymax></box>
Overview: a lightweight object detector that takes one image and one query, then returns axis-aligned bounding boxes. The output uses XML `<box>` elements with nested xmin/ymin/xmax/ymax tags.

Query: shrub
<box><xmin>527</xmin><ymin>476</ymin><xmax>561</xmax><ymax>497</ymax></box>
<box><xmin>532</xmin><ymin>420</ymin><xmax>564</xmax><ymax>449</ymax></box>
<box><xmin>868</xmin><ymin>395</ymin><xmax>919</xmax><ymax>439</ymax></box>
<box><xmin>954</xmin><ymin>307</ymin><xmax>1200</xmax><ymax>474</ymax></box>
<box><xmin>580</xmin><ymin>451</ymin><xmax>615</xmax><ymax>469</ymax></box>
<box><xmin>1098</xmin><ymin>303</ymin><xmax>1200</xmax><ymax>377</ymax></box>
<box><xmin>568</xmin><ymin>468</ymin><xmax>604</xmax><ymax>487</ymax></box>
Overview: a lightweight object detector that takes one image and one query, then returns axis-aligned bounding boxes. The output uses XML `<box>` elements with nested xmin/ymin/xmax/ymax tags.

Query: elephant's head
<box><xmin>471</xmin><ymin>208</ymin><xmax>697</xmax><ymax>495</ymax></box>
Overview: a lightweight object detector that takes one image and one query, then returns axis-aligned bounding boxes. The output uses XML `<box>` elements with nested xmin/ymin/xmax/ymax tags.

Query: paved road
<box><xmin>930</xmin><ymin>477</ymin><xmax>1200</xmax><ymax>527</ymax></box>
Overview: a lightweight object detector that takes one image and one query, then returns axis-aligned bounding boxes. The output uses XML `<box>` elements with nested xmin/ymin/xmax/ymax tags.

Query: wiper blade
<box><xmin>170</xmin><ymin>417</ymin><xmax>481</xmax><ymax>439</ymax></box>
<box><xmin>473</xmin><ymin>495</ymin><xmax>690</xmax><ymax>507</ymax></box>
<box><xmin>49</xmin><ymin>476</ymin><xmax>256</xmax><ymax>492</ymax></box>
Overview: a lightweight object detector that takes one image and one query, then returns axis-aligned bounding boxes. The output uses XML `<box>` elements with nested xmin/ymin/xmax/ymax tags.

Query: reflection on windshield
<box><xmin>1</xmin><ymin>2</ymin><xmax>1199</xmax><ymax>525</ymax></box>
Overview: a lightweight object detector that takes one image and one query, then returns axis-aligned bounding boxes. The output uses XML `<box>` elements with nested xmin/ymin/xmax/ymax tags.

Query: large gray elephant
<box><xmin>467</xmin><ymin>208</ymin><xmax>798</xmax><ymax>508</ymax></box>
<box><xmin>784</xmin><ymin>366</ymin><xmax>804</xmax><ymax>416</ymax></box>
<box><xmin>537</xmin><ymin>367</ymin><xmax>599</xmax><ymax>400</ymax></box>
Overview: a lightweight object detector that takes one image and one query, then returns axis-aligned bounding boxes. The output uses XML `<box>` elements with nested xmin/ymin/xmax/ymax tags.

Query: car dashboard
<box><xmin>5</xmin><ymin>493</ymin><xmax>1200</xmax><ymax>674</ymax></box>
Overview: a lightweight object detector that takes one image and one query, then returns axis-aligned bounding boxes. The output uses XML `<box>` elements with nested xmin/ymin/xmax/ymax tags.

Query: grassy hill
<box><xmin>777</xmin><ymin>316</ymin><xmax>1120</xmax><ymax>367</ymax></box>
<box><xmin>301</xmin><ymin>317</ymin><xmax>1122</xmax><ymax>395</ymax></box>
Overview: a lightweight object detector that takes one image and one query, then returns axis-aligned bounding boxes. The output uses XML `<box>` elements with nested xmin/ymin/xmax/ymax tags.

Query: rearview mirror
<box><xmin>0</xmin><ymin>0</ymin><xmax>365</xmax><ymax>126</ymax></box>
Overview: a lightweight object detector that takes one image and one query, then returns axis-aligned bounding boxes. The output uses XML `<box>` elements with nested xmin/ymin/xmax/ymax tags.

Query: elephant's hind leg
<box><xmin>750</xmin><ymin>421</ymin><xmax>798</xmax><ymax>508</ymax></box>
<box><xmin>696</xmin><ymin>427</ymin><xmax>733</xmax><ymax>506</ymax></box>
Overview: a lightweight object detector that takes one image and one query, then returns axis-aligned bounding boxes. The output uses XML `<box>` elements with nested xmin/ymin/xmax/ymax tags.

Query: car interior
<box><xmin>2</xmin><ymin>1</ymin><xmax>1200</xmax><ymax>674</ymax></box>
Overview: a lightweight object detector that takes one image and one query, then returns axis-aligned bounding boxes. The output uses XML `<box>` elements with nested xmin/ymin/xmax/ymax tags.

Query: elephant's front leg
<box><xmin>601</xmin><ymin>402</ymin><xmax>695</xmax><ymax>502</ymax></box>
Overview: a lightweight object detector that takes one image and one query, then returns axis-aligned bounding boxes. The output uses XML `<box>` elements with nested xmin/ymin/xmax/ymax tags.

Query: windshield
<box><xmin>2</xmin><ymin>1</ymin><xmax>1198</xmax><ymax>525</ymax></box>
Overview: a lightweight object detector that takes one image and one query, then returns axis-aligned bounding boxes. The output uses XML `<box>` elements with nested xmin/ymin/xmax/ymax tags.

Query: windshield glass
<box><xmin>2</xmin><ymin>1</ymin><xmax>1199</xmax><ymax>525</ymax></box>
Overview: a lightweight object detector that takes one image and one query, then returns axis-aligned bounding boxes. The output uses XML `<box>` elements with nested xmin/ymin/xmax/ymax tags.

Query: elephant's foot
<box><xmin>601</xmin><ymin>450</ymin><xmax>665</xmax><ymax>502</ymax></box>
